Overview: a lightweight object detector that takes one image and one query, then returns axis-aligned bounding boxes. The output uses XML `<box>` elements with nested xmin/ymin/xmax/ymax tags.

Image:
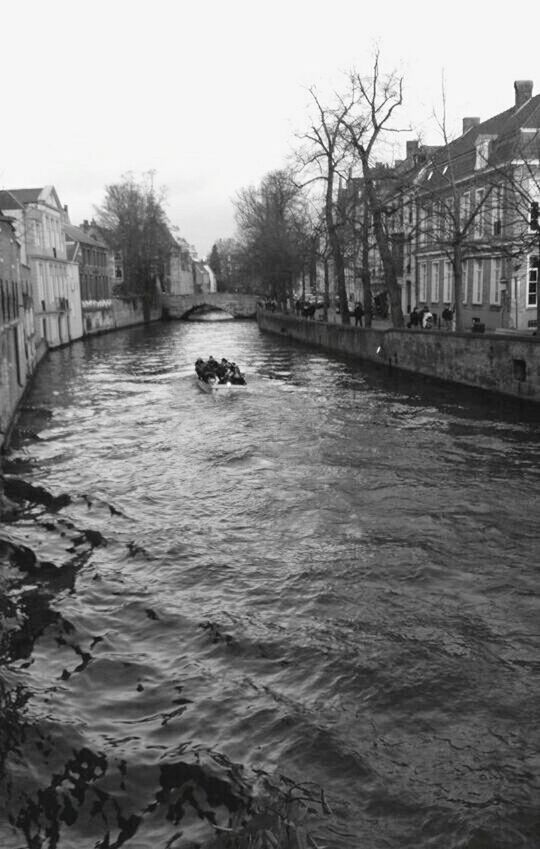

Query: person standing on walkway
<box><xmin>442</xmin><ymin>306</ymin><xmax>453</xmax><ymax>330</ymax></box>
<box><xmin>408</xmin><ymin>307</ymin><xmax>420</xmax><ymax>328</ymax></box>
<box><xmin>353</xmin><ymin>302</ymin><xmax>364</xmax><ymax>327</ymax></box>
<box><xmin>422</xmin><ymin>307</ymin><xmax>434</xmax><ymax>329</ymax></box>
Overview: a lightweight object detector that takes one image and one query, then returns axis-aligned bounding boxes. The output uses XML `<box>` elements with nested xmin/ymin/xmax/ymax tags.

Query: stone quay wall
<box><xmin>1</xmin><ymin>330</ymin><xmax>47</xmax><ymax>450</ymax></box>
<box><xmin>83</xmin><ymin>297</ymin><xmax>161</xmax><ymax>336</ymax></box>
<box><xmin>1</xmin><ymin>299</ymin><xmax>161</xmax><ymax>452</ymax></box>
<box><xmin>257</xmin><ymin>310</ymin><xmax>540</xmax><ymax>404</ymax></box>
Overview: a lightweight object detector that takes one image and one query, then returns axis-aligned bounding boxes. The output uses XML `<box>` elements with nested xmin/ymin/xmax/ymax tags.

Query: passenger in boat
<box><xmin>198</xmin><ymin>356</ymin><xmax>218</xmax><ymax>382</ymax></box>
<box><xmin>216</xmin><ymin>358</ymin><xmax>230</xmax><ymax>382</ymax></box>
<box><xmin>230</xmin><ymin>363</ymin><xmax>246</xmax><ymax>385</ymax></box>
<box><xmin>195</xmin><ymin>358</ymin><xmax>204</xmax><ymax>378</ymax></box>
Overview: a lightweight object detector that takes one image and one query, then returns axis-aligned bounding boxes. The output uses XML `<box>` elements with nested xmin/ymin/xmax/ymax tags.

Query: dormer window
<box><xmin>475</xmin><ymin>135</ymin><xmax>495</xmax><ymax>169</ymax></box>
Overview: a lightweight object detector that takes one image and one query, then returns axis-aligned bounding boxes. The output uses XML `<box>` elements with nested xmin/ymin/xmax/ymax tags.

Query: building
<box><xmin>193</xmin><ymin>259</ymin><xmax>214</xmax><ymax>294</ymax></box>
<box><xmin>0</xmin><ymin>187</ymin><xmax>83</xmax><ymax>347</ymax></box>
<box><xmin>65</xmin><ymin>220</ymin><xmax>112</xmax><ymax>303</ymax></box>
<box><xmin>0</xmin><ymin>210</ymin><xmax>41</xmax><ymax>444</ymax></box>
<box><xmin>342</xmin><ymin>80</ymin><xmax>540</xmax><ymax>332</ymax></box>
<box><xmin>411</xmin><ymin>80</ymin><xmax>540</xmax><ymax>332</ymax></box>
<box><xmin>166</xmin><ymin>237</ymin><xmax>195</xmax><ymax>295</ymax></box>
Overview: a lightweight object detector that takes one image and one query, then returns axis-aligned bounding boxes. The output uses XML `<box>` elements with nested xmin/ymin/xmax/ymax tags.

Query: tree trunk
<box><xmin>360</xmin><ymin>155</ymin><xmax>404</xmax><ymax>328</ymax></box>
<box><xmin>325</xmin><ymin>174</ymin><xmax>350</xmax><ymax>325</ymax></box>
<box><xmin>361</xmin><ymin>200</ymin><xmax>374</xmax><ymax>328</ymax></box>
<box><xmin>453</xmin><ymin>241</ymin><xmax>464</xmax><ymax>331</ymax></box>
<box><xmin>323</xmin><ymin>258</ymin><xmax>330</xmax><ymax>322</ymax></box>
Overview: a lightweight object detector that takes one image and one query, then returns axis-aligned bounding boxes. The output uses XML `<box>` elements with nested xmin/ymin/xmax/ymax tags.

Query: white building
<box><xmin>0</xmin><ymin>186</ymin><xmax>83</xmax><ymax>347</ymax></box>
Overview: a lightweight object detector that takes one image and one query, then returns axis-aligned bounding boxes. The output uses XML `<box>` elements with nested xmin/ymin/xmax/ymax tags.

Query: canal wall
<box><xmin>0</xmin><ymin>329</ymin><xmax>47</xmax><ymax>451</ymax></box>
<box><xmin>83</xmin><ymin>297</ymin><xmax>161</xmax><ymax>336</ymax></box>
<box><xmin>1</xmin><ymin>298</ymin><xmax>161</xmax><ymax>454</ymax></box>
<box><xmin>257</xmin><ymin>310</ymin><xmax>540</xmax><ymax>404</ymax></box>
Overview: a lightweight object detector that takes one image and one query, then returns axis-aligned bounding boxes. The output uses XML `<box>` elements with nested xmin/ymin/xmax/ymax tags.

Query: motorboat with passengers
<box><xmin>195</xmin><ymin>357</ymin><xmax>247</xmax><ymax>393</ymax></box>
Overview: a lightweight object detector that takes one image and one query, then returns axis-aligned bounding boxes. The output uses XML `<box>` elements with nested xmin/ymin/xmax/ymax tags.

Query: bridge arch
<box><xmin>162</xmin><ymin>292</ymin><xmax>258</xmax><ymax>320</ymax></box>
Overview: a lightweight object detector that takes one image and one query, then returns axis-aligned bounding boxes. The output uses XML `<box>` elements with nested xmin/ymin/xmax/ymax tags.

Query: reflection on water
<box><xmin>1</xmin><ymin>320</ymin><xmax>540</xmax><ymax>849</ymax></box>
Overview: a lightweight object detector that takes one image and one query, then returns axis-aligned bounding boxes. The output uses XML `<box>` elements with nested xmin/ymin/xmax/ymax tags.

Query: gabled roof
<box><xmin>417</xmin><ymin>92</ymin><xmax>540</xmax><ymax>192</ymax></box>
<box><xmin>3</xmin><ymin>185</ymin><xmax>64</xmax><ymax>211</ymax></box>
<box><xmin>0</xmin><ymin>190</ymin><xmax>24</xmax><ymax>210</ymax></box>
<box><xmin>6</xmin><ymin>188</ymin><xmax>44</xmax><ymax>204</ymax></box>
<box><xmin>64</xmin><ymin>222</ymin><xmax>108</xmax><ymax>249</ymax></box>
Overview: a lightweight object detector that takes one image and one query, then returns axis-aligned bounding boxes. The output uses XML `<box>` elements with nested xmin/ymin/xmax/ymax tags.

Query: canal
<box><xmin>1</xmin><ymin>319</ymin><xmax>539</xmax><ymax>849</ymax></box>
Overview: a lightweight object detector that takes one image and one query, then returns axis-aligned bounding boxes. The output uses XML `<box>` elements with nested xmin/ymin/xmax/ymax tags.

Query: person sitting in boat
<box><xmin>216</xmin><ymin>358</ymin><xmax>231</xmax><ymax>382</ymax></box>
<box><xmin>229</xmin><ymin>363</ymin><xmax>246</xmax><ymax>385</ymax></box>
<box><xmin>198</xmin><ymin>357</ymin><xmax>219</xmax><ymax>382</ymax></box>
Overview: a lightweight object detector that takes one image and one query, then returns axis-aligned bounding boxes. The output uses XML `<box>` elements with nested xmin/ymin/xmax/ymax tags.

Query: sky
<box><xmin>3</xmin><ymin>0</ymin><xmax>540</xmax><ymax>257</ymax></box>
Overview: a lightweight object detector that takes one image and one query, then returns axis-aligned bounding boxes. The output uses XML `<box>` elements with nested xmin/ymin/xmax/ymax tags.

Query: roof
<box><xmin>6</xmin><ymin>188</ymin><xmax>44</xmax><ymax>204</ymax></box>
<box><xmin>64</xmin><ymin>223</ymin><xmax>108</xmax><ymax>249</ymax></box>
<box><xmin>0</xmin><ymin>190</ymin><xmax>24</xmax><ymax>210</ymax></box>
<box><xmin>1</xmin><ymin>186</ymin><xmax>64</xmax><ymax>211</ymax></box>
<box><xmin>417</xmin><ymin>93</ymin><xmax>540</xmax><ymax>193</ymax></box>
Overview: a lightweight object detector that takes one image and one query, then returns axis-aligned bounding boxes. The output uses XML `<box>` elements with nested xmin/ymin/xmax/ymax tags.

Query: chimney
<box><xmin>462</xmin><ymin>117</ymin><xmax>480</xmax><ymax>134</ymax></box>
<box><xmin>514</xmin><ymin>80</ymin><xmax>533</xmax><ymax>109</ymax></box>
<box><xmin>406</xmin><ymin>140</ymin><xmax>419</xmax><ymax>160</ymax></box>
<box><xmin>82</xmin><ymin>219</ymin><xmax>90</xmax><ymax>230</ymax></box>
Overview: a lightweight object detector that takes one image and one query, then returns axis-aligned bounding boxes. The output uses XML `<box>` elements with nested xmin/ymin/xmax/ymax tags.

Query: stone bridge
<box><xmin>162</xmin><ymin>292</ymin><xmax>258</xmax><ymax>319</ymax></box>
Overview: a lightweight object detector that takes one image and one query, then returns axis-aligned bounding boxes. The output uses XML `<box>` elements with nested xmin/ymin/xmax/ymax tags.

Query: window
<box><xmin>493</xmin><ymin>188</ymin><xmax>503</xmax><ymax>235</ymax></box>
<box><xmin>490</xmin><ymin>258</ymin><xmax>502</xmax><ymax>305</ymax></box>
<box><xmin>528</xmin><ymin>256</ymin><xmax>538</xmax><ymax>307</ymax></box>
<box><xmin>419</xmin><ymin>262</ymin><xmax>427</xmax><ymax>301</ymax></box>
<box><xmin>33</xmin><ymin>219</ymin><xmax>41</xmax><ymax>248</ymax></box>
<box><xmin>475</xmin><ymin>189</ymin><xmax>485</xmax><ymax>237</ymax></box>
<box><xmin>475</xmin><ymin>138</ymin><xmax>490</xmax><ymax>170</ymax></box>
<box><xmin>431</xmin><ymin>261</ymin><xmax>440</xmax><ymax>302</ymax></box>
<box><xmin>462</xmin><ymin>261</ymin><xmax>469</xmax><ymax>304</ymax></box>
<box><xmin>443</xmin><ymin>261</ymin><xmax>453</xmax><ymax>303</ymax></box>
<box><xmin>460</xmin><ymin>191</ymin><xmax>471</xmax><ymax>225</ymax></box>
<box><xmin>473</xmin><ymin>259</ymin><xmax>483</xmax><ymax>304</ymax></box>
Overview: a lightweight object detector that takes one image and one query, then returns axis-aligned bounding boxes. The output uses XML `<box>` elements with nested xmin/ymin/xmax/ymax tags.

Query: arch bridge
<box><xmin>162</xmin><ymin>292</ymin><xmax>258</xmax><ymax>320</ymax></box>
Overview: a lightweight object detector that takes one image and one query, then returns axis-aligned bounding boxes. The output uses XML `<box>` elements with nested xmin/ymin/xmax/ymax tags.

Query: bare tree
<box><xmin>298</xmin><ymin>88</ymin><xmax>356</xmax><ymax>324</ymax></box>
<box><xmin>343</xmin><ymin>55</ymin><xmax>407</xmax><ymax>328</ymax></box>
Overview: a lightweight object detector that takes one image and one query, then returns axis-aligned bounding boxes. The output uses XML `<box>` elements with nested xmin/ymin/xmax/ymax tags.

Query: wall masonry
<box><xmin>257</xmin><ymin>311</ymin><xmax>540</xmax><ymax>404</ymax></box>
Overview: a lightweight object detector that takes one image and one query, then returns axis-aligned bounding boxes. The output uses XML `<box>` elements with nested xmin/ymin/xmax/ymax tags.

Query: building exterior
<box><xmin>193</xmin><ymin>259</ymin><xmax>215</xmax><ymax>294</ymax></box>
<box><xmin>0</xmin><ymin>211</ymin><xmax>42</xmax><ymax>444</ymax></box>
<box><xmin>65</xmin><ymin>220</ymin><xmax>112</xmax><ymax>302</ymax></box>
<box><xmin>166</xmin><ymin>237</ymin><xmax>195</xmax><ymax>295</ymax></box>
<box><xmin>410</xmin><ymin>80</ymin><xmax>540</xmax><ymax>332</ymax></box>
<box><xmin>344</xmin><ymin>80</ymin><xmax>540</xmax><ymax>332</ymax></box>
<box><xmin>0</xmin><ymin>187</ymin><xmax>83</xmax><ymax>347</ymax></box>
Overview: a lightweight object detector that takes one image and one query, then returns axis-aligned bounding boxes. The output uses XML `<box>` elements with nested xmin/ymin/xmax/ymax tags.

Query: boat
<box><xmin>195</xmin><ymin>357</ymin><xmax>247</xmax><ymax>393</ymax></box>
<box><xmin>196</xmin><ymin>376</ymin><xmax>247</xmax><ymax>394</ymax></box>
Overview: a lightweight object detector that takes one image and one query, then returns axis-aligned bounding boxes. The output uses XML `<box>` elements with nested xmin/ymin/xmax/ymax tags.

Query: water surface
<box><xmin>1</xmin><ymin>320</ymin><xmax>539</xmax><ymax>848</ymax></box>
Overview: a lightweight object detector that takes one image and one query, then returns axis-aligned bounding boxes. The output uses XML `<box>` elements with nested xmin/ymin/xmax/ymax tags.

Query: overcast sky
<box><xmin>3</xmin><ymin>0</ymin><xmax>540</xmax><ymax>257</ymax></box>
